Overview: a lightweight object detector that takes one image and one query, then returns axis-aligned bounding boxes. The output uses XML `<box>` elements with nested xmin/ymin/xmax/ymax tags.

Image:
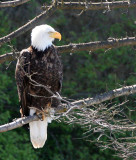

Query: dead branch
<box><xmin>0</xmin><ymin>2</ymin><xmax>56</xmax><ymax>46</ymax></box>
<box><xmin>0</xmin><ymin>84</ymin><xmax>136</xmax><ymax>133</ymax></box>
<box><xmin>58</xmin><ymin>84</ymin><xmax>136</xmax><ymax>117</ymax></box>
<box><xmin>0</xmin><ymin>114</ymin><xmax>39</xmax><ymax>132</ymax></box>
<box><xmin>0</xmin><ymin>51</ymin><xmax>19</xmax><ymax>64</ymax></box>
<box><xmin>57</xmin><ymin>37</ymin><xmax>136</xmax><ymax>53</ymax></box>
<box><xmin>71</xmin><ymin>84</ymin><xmax>136</xmax><ymax>108</ymax></box>
<box><xmin>57</xmin><ymin>1</ymin><xmax>136</xmax><ymax>11</ymax></box>
<box><xmin>0</xmin><ymin>37</ymin><xmax>136</xmax><ymax>64</ymax></box>
<box><xmin>0</xmin><ymin>0</ymin><xmax>30</xmax><ymax>8</ymax></box>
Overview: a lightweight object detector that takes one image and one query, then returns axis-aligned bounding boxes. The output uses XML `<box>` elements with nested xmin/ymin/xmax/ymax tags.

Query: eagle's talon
<box><xmin>37</xmin><ymin>113</ymin><xmax>44</xmax><ymax>121</ymax></box>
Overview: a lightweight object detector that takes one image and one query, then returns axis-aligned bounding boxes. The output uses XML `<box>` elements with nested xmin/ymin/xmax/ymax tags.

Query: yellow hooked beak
<box><xmin>49</xmin><ymin>31</ymin><xmax>61</xmax><ymax>41</ymax></box>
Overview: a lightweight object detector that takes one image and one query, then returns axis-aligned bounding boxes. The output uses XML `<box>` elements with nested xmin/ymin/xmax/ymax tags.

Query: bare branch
<box><xmin>0</xmin><ymin>37</ymin><xmax>136</xmax><ymax>64</ymax></box>
<box><xmin>0</xmin><ymin>0</ymin><xmax>30</xmax><ymax>8</ymax></box>
<box><xmin>71</xmin><ymin>85</ymin><xmax>136</xmax><ymax>108</ymax></box>
<box><xmin>0</xmin><ymin>52</ymin><xmax>19</xmax><ymax>64</ymax></box>
<box><xmin>0</xmin><ymin>84</ymin><xmax>136</xmax><ymax>133</ymax></box>
<box><xmin>57</xmin><ymin>1</ymin><xmax>136</xmax><ymax>11</ymax></box>
<box><xmin>0</xmin><ymin>2</ymin><xmax>56</xmax><ymax>46</ymax></box>
<box><xmin>0</xmin><ymin>114</ymin><xmax>39</xmax><ymax>132</ymax></box>
<box><xmin>57</xmin><ymin>37</ymin><xmax>136</xmax><ymax>53</ymax></box>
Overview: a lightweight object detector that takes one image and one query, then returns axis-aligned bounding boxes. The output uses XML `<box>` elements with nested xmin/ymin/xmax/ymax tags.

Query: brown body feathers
<box><xmin>15</xmin><ymin>45</ymin><xmax>63</xmax><ymax>116</ymax></box>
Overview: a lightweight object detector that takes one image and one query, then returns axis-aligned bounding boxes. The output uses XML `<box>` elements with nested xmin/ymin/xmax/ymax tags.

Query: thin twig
<box><xmin>0</xmin><ymin>114</ymin><xmax>39</xmax><ymax>132</ymax></box>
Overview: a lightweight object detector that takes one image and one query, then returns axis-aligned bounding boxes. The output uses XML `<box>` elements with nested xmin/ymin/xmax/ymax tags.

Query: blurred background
<box><xmin>0</xmin><ymin>0</ymin><xmax>136</xmax><ymax>159</ymax></box>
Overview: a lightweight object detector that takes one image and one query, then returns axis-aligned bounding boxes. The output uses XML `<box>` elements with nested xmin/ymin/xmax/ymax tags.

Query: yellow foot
<box><xmin>37</xmin><ymin>112</ymin><xmax>45</xmax><ymax>121</ymax></box>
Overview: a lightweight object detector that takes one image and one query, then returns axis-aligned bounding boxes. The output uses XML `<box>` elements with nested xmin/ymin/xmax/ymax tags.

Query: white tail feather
<box><xmin>29</xmin><ymin>109</ymin><xmax>48</xmax><ymax>149</ymax></box>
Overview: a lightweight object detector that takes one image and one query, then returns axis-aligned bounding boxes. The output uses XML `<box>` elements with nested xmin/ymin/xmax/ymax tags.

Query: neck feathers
<box><xmin>32</xmin><ymin>42</ymin><xmax>52</xmax><ymax>51</ymax></box>
<box><xmin>27</xmin><ymin>46</ymin><xmax>54</xmax><ymax>58</ymax></box>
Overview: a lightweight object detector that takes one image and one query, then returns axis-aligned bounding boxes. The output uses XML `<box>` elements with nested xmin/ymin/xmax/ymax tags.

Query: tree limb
<box><xmin>0</xmin><ymin>52</ymin><xmax>19</xmax><ymax>64</ymax></box>
<box><xmin>57</xmin><ymin>37</ymin><xmax>136</xmax><ymax>53</ymax></box>
<box><xmin>57</xmin><ymin>1</ymin><xmax>136</xmax><ymax>11</ymax></box>
<box><xmin>0</xmin><ymin>37</ymin><xmax>136</xmax><ymax>64</ymax></box>
<box><xmin>0</xmin><ymin>2</ymin><xmax>56</xmax><ymax>46</ymax></box>
<box><xmin>0</xmin><ymin>0</ymin><xmax>30</xmax><ymax>8</ymax></box>
<box><xmin>0</xmin><ymin>115</ymin><xmax>39</xmax><ymax>132</ymax></box>
<box><xmin>0</xmin><ymin>84</ymin><xmax>136</xmax><ymax>133</ymax></box>
<box><xmin>72</xmin><ymin>84</ymin><xmax>136</xmax><ymax>108</ymax></box>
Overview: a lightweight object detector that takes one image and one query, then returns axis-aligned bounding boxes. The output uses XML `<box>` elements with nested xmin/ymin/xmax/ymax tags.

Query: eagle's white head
<box><xmin>31</xmin><ymin>24</ymin><xmax>61</xmax><ymax>51</ymax></box>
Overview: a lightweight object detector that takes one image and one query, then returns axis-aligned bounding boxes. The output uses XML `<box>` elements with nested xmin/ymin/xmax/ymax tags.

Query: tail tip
<box><xmin>31</xmin><ymin>138</ymin><xmax>47</xmax><ymax>149</ymax></box>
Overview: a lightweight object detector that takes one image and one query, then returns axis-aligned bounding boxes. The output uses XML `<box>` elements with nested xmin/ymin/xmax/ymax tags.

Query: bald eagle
<box><xmin>15</xmin><ymin>24</ymin><xmax>63</xmax><ymax>148</ymax></box>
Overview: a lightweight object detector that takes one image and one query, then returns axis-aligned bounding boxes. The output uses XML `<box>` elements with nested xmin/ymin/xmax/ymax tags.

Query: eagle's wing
<box><xmin>15</xmin><ymin>49</ymin><xmax>31</xmax><ymax>117</ymax></box>
<box><xmin>55</xmin><ymin>47</ymin><xmax>63</xmax><ymax>93</ymax></box>
<box><xmin>57</xmin><ymin>70</ymin><xmax>63</xmax><ymax>93</ymax></box>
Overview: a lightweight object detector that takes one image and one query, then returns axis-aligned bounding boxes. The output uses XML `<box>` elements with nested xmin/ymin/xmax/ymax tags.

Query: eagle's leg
<box><xmin>42</xmin><ymin>102</ymin><xmax>52</xmax><ymax>120</ymax></box>
<box><xmin>36</xmin><ymin>111</ymin><xmax>45</xmax><ymax>121</ymax></box>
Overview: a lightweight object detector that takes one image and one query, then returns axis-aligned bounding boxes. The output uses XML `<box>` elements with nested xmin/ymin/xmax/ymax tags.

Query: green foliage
<box><xmin>35</xmin><ymin>122</ymin><xmax>120</xmax><ymax>160</ymax></box>
<box><xmin>0</xmin><ymin>130</ymin><xmax>38</xmax><ymax>160</ymax></box>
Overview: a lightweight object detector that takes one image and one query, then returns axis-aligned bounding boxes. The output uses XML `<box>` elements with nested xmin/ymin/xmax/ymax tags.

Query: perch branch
<box><xmin>0</xmin><ymin>37</ymin><xmax>136</xmax><ymax>64</ymax></box>
<box><xmin>0</xmin><ymin>84</ymin><xmax>136</xmax><ymax>133</ymax></box>
<box><xmin>0</xmin><ymin>0</ymin><xmax>30</xmax><ymax>8</ymax></box>
<box><xmin>0</xmin><ymin>115</ymin><xmax>39</xmax><ymax>132</ymax></box>
<box><xmin>57</xmin><ymin>1</ymin><xmax>136</xmax><ymax>11</ymax></box>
